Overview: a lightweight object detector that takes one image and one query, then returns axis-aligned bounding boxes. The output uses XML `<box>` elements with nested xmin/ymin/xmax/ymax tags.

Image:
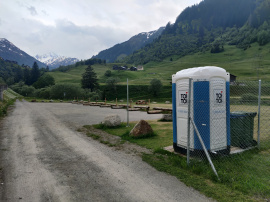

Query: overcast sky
<box><xmin>0</xmin><ymin>0</ymin><xmax>202</xmax><ymax>60</ymax></box>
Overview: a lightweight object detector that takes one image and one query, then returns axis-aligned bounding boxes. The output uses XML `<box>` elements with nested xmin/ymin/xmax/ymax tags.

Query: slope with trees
<box><xmin>123</xmin><ymin>0</ymin><xmax>270</xmax><ymax>65</ymax></box>
<box><xmin>92</xmin><ymin>27</ymin><xmax>165</xmax><ymax>63</ymax></box>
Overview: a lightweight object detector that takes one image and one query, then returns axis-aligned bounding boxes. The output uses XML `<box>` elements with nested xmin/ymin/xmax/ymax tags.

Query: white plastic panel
<box><xmin>175</xmin><ymin>66</ymin><xmax>229</xmax><ymax>81</ymax></box>
<box><xmin>176</xmin><ymin>79</ymin><xmax>194</xmax><ymax>149</ymax></box>
<box><xmin>210</xmin><ymin>77</ymin><xmax>227</xmax><ymax>151</ymax></box>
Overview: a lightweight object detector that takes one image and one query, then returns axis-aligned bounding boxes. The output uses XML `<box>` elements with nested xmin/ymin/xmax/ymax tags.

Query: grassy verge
<box><xmin>0</xmin><ymin>99</ymin><xmax>15</xmax><ymax>117</ymax></box>
<box><xmin>0</xmin><ymin>88</ymin><xmax>20</xmax><ymax>117</ymax></box>
<box><xmin>91</xmin><ymin>120</ymin><xmax>270</xmax><ymax>201</ymax></box>
<box><xmin>94</xmin><ymin>121</ymin><xmax>172</xmax><ymax>150</ymax></box>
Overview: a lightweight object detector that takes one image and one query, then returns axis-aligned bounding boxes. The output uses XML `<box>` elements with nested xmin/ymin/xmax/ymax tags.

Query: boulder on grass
<box><xmin>162</xmin><ymin>114</ymin><xmax>172</xmax><ymax>121</ymax></box>
<box><xmin>129</xmin><ymin>120</ymin><xmax>154</xmax><ymax>137</ymax></box>
<box><xmin>103</xmin><ymin>114</ymin><xmax>121</xmax><ymax>127</ymax></box>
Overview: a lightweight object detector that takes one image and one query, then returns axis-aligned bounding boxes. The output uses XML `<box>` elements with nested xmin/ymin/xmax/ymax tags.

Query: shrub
<box><xmin>104</xmin><ymin>70</ymin><xmax>112</xmax><ymax>77</ymax></box>
<box><xmin>20</xmin><ymin>85</ymin><xmax>36</xmax><ymax>97</ymax></box>
<box><xmin>257</xmin><ymin>30</ymin><xmax>270</xmax><ymax>46</ymax></box>
<box><xmin>34</xmin><ymin>87</ymin><xmax>51</xmax><ymax>99</ymax></box>
<box><xmin>149</xmin><ymin>79</ymin><xmax>163</xmax><ymax>97</ymax></box>
<box><xmin>33</xmin><ymin>74</ymin><xmax>55</xmax><ymax>89</ymax></box>
<box><xmin>50</xmin><ymin>83</ymin><xmax>84</xmax><ymax>99</ymax></box>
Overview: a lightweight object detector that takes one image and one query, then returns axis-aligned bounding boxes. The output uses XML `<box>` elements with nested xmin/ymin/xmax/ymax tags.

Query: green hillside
<box><xmin>123</xmin><ymin>0</ymin><xmax>270</xmax><ymax>66</ymax></box>
<box><xmin>49</xmin><ymin>42</ymin><xmax>270</xmax><ymax>88</ymax></box>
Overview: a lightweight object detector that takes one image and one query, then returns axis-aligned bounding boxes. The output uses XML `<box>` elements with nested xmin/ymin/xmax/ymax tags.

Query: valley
<box><xmin>48</xmin><ymin>43</ymin><xmax>270</xmax><ymax>89</ymax></box>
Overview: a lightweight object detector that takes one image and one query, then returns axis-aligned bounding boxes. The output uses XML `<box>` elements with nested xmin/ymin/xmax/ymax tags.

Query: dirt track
<box><xmin>0</xmin><ymin>100</ymin><xmax>211</xmax><ymax>201</ymax></box>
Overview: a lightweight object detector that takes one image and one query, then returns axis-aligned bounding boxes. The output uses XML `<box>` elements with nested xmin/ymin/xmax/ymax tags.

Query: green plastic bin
<box><xmin>230</xmin><ymin>111</ymin><xmax>257</xmax><ymax>148</ymax></box>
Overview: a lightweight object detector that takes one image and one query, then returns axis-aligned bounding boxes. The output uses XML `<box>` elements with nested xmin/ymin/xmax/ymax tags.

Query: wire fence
<box><xmin>174</xmin><ymin>80</ymin><xmax>270</xmax><ymax>197</ymax></box>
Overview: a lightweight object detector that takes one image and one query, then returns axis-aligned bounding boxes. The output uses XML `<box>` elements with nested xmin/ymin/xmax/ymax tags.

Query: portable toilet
<box><xmin>172</xmin><ymin>66</ymin><xmax>230</xmax><ymax>155</ymax></box>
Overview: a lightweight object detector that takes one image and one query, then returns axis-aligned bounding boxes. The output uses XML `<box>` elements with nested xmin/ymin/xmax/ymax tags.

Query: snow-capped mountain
<box><xmin>0</xmin><ymin>38</ymin><xmax>46</xmax><ymax>67</ymax></box>
<box><xmin>35</xmin><ymin>52</ymin><xmax>79</xmax><ymax>69</ymax></box>
<box><xmin>92</xmin><ymin>26</ymin><xmax>165</xmax><ymax>63</ymax></box>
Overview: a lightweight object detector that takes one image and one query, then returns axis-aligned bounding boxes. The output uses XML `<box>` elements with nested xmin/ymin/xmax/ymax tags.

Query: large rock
<box><xmin>162</xmin><ymin>114</ymin><xmax>172</xmax><ymax>121</ymax></box>
<box><xmin>103</xmin><ymin>114</ymin><xmax>121</xmax><ymax>127</ymax></box>
<box><xmin>129</xmin><ymin>120</ymin><xmax>154</xmax><ymax>137</ymax></box>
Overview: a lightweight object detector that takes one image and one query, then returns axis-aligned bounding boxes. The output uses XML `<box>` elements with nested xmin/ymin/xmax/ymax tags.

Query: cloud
<box><xmin>8</xmin><ymin>18</ymin><xmax>131</xmax><ymax>59</ymax></box>
<box><xmin>0</xmin><ymin>0</ymin><xmax>203</xmax><ymax>60</ymax></box>
<box><xmin>27</xmin><ymin>6</ymin><xmax>38</xmax><ymax>16</ymax></box>
<box><xmin>41</xmin><ymin>10</ymin><xmax>48</xmax><ymax>16</ymax></box>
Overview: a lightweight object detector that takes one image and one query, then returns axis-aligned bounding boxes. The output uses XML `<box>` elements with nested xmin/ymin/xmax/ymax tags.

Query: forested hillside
<box><xmin>123</xmin><ymin>0</ymin><xmax>270</xmax><ymax>64</ymax></box>
<box><xmin>92</xmin><ymin>27</ymin><xmax>164</xmax><ymax>63</ymax></box>
<box><xmin>0</xmin><ymin>57</ymin><xmax>49</xmax><ymax>85</ymax></box>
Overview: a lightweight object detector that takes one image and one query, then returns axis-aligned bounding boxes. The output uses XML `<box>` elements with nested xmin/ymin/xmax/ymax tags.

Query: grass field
<box><xmin>85</xmin><ymin>103</ymin><xmax>270</xmax><ymax>201</ymax></box>
<box><xmin>48</xmin><ymin>42</ymin><xmax>270</xmax><ymax>88</ymax></box>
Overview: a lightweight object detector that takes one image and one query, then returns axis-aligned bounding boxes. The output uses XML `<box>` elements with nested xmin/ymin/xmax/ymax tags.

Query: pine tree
<box><xmin>23</xmin><ymin>67</ymin><xmax>31</xmax><ymax>85</ymax></box>
<box><xmin>30</xmin><ymin>62</ymin><xmax>40</xmax><ymax>85</ymax></box>
<box><xmin>81</xmin><ymin>65</ymin><xmax>98</xmax><ymax>92</ymax></box>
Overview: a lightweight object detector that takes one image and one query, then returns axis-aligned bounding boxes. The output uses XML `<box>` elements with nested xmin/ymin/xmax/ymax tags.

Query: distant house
<box><xmin>113</xmin><ymin>65</ymin><xmax>134</xmax><ymax>71</ymax></box>
<box><xmin>137</xmin><ymin>65</ymin><xmax>144</xmax><ymax>71</ymax></box>
<box><xmin>130</xmin><ymin>66</ymin><xmax>137</xmax><ymax>71</ymax></box>
<box><xmin>112</xmin><ymin>65</ymin><xmax>120</xmax><ymax>70</ymax></box>
<box><xmin>230</xmin><ymin>74</ymin><xmax>237</xmax><ymax>84</ymax></box>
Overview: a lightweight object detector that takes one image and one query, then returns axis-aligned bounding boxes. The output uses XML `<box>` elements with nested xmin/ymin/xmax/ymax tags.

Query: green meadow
<box><xmin>48</xmin><ymin>43</ymin><xmax>270</xmax><ymax>88</ymax></box>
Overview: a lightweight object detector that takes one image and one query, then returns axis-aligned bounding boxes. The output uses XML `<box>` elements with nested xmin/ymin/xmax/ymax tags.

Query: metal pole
<box><xmin>127</xmin><ymin>78</ymin><xmax>129</xmax><ymax>127</ymax></box>
<box><xmin>190</xmin><ymin>118</ymin><xmax>219</xmax><ymax>180</ymax></box>
<box><xmin>187</xmin><ymin>78</ymin><xmax>192</xmax><ymax>165</ymax></box>
<box><xmin>257</xmin><ymin>80</ymin><xmax>261</xmax><ymax>149</ymax></box>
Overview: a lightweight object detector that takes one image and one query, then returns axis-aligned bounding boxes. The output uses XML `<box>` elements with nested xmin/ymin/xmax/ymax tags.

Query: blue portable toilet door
<box><xmin>209</xmin><ymin>77</ymin><xmax>227</xmax><ymax>151</ymax></box>
<box><xmin>176</xmin><ymin>79</ymin><xmax>194</xmax><ymax>150</ymax></box>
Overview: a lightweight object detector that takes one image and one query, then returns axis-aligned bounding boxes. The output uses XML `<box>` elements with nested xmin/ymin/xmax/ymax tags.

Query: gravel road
<box><xmin>0</xmin><ymin>100</ymin><xmax>212</xmax><ymax>201</ymax></box>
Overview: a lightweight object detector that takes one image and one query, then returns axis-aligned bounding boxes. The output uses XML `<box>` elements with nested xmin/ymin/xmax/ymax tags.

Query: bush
<box><xmin>210</xmin><ymin>43</ymin><xmax>224</xmax><ymax>53</ymax></box>
<box><xmin>50</xmin><ymin>84</ymin><xmax>84</xmax><ymax>99</ymax></box>
<box><xmin>257</xmin><ymin>30</ymin><xmax>270</xmax><ymax>46</ymax></box>
<box><xmin>20</xmin><ymin>85</ymin><xmax>36</xmax><ymax>97</ymax></box>
<box><xmin>149</xmin><ymin>79</ymin><xmax>163</xmax><ymax>97</ymax></box>
<box><xmin>88</xmin><ymin>90</ymin><xmax>101</xmax><ymax>101</ymax></box>
<box><xmin>104</xmin><ymin>70</ymin><xmax>112</xmax><ymax>77</ymax></box>
<box><xmin>34</xmin><ymin>87</ymin><xmax>51</xmax><ymax>99</ymax></box>
<box><xmin>10</xmin><ymin>81</ymin><xmax>25</xmax><ymax>93</ymax></box>
<box><xmin>33</xmin><ymin>74</ymin><xmax>55</xmax><ymax>89</ymax></box>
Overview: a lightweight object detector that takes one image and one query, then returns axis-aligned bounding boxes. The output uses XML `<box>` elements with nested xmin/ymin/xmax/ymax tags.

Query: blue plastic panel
<box><xmin>193</xmin><ymin>81</ymin><xmax>210</xmax><ymax>150</ymax></box>
<box><xmin>226</xmin><ymin>81</ymin><xmax>230</xmax><ymax>146</ymax></box>
<box><xmin>172</xmin><ymin>83</ymin><xmax>177</xmax><ymax>143</ymax></box>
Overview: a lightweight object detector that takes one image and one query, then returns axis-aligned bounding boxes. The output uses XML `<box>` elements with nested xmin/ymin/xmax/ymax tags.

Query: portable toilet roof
<box><xmin>173</xmin><ymin>66</ymin><xmax>230</xmax><ymax>82</ymax></box>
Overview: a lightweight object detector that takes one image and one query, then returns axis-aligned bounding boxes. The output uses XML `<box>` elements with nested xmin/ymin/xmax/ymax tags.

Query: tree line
<box><xmin>0</xmin><ymin>58</ymin><xmax>49</xmax><ymax>86</ymax></box>
<box><xmin>52</xmin><ymin>58</ymin><xmax>106</xmax><ymax>72</ymax></box>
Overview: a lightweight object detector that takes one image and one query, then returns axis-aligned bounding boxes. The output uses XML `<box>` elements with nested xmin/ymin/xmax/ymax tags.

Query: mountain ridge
<box><xmin>35</xmin><ymin>52</ymin><xmax>79</xmax><ymax>69</ymax></box>
<box><xmin>92</xmin><ymin>27</ymin><xmax>165</xmax><ymax>63</ymax></box>
<box><xmin>0</xmin><ymin>38</ymin><xmax>46</xmax><ymax>68</ymax></box>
